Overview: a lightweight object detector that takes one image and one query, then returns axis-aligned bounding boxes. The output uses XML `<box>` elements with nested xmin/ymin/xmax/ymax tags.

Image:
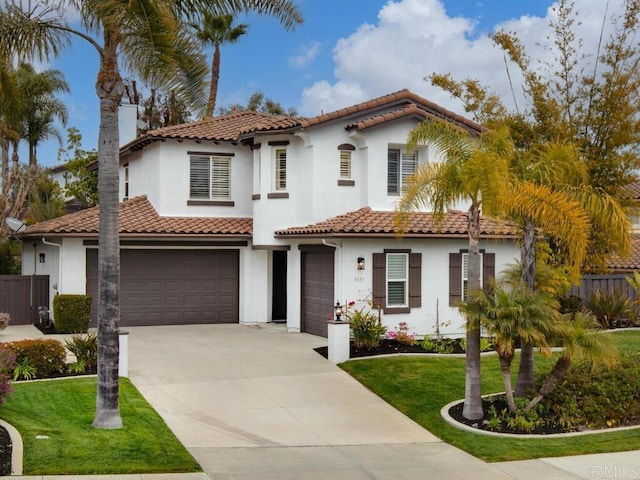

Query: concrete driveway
<box><xmin>126</xmin><ymin>323</ymin><xmax>515</xmax><ymax>479</ymax></box>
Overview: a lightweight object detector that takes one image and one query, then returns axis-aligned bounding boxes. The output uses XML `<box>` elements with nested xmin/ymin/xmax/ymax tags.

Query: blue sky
<box><xmin>34</xmin><ymin>0</ymin><xmax>614</xmax><ymax>166</ymax></box>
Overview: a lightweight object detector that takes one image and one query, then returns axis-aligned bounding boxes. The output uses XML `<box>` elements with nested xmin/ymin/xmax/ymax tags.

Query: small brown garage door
<box><xmin>301</xmin><ymin>247</ymin><xmax>335</xmax><ymax>337</ymax></box>
<box><xmin>86</xmin><ymin>249</ymin><xmax>239</xmax><ymax>326</ymax></box>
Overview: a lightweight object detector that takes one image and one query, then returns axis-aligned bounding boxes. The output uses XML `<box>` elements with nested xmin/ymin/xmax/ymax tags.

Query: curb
<box><xmin>440</xmin><ymin>396</ymin><xmax>640</xmax><ymax>438</ymax></box>
<box><xmin>0</xmin><ymin>419</ymin><xmax>22</xmax><ymax>476</ymax></box>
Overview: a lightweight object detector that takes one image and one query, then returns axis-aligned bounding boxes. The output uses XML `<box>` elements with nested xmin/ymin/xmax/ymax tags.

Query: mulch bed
<box><xmin>0</xmin><ymin>425</ymin><xmax>10</xmax><ymax>476</ymax></box>
<box><xmin>314</xmin><ymin>338</ymin><xmax>466</xmax><ymax>359</ymax></box>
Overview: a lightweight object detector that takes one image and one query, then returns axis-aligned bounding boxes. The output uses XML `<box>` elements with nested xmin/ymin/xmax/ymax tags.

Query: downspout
<box><xmin>322</xmin><ymin>239</ymin><xmax>342</xmax><ymax>303</ymax></box>
<box><xmin>41</xmin><ymin>237</ymin><xmax>62</xmax><ymax>296</ymax></box>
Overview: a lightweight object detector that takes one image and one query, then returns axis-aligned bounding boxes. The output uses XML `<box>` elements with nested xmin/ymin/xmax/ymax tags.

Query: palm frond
<box><xmin>508</xmin><ymin>182</ymin><xmax>590</xmax><ymax>282</ymax></box>
<box><xmin>0</xmin><ymin>2</ymin><xmax>71</xmax><ymax>61</ymax></box>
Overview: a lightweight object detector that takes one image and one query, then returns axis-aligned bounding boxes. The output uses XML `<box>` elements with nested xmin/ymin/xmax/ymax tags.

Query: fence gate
<box><xmin>0</xmin><ymin>275</ymin><xmax>49</xmax><ymax>325</ymax></box>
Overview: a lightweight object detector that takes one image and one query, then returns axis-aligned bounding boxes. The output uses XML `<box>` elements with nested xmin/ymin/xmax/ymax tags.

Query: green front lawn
<box><xmin>341</xmin><ymin>330</ymin><xmax>640</xmax><ymax>462</ymax></box>
<box><xmin>0</xmin><ymin>377</ymin><xmax>201</xmax><ymax>475</ymax></box>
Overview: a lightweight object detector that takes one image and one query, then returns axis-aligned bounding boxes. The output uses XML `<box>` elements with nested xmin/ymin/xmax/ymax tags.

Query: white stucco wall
<box><xmin>284</xmin><ymin>237</ymin><xmax>519</xmax><ymax>337</ymax></box>
<box><xmin>21</xmin><ymin>238</ymin><xmax>87</xmax><ymax>315</ymax></box>
<box><xmin>121</xmin><ymin>140</ymin><xmax>254</xmax><ymax>218</ymax></box>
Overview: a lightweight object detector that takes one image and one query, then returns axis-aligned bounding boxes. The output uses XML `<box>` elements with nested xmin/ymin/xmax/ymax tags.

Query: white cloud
<box><xmin>289</xmin><ymin>42</ymin><xmax>322</xmax><ymax>69</ymax></box>
<box><xmin>299</xmin><ymin>0</ymin><xmax>626</xmax><ymax>118</ymax></box>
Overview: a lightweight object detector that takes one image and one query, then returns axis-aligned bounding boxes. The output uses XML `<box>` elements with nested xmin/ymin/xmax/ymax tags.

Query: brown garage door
<box><xmin>301</xmin><ymin>247</ymin><xmax>335</xmax><ymax>337</ymax></box>
<box><xmin>86</xmin><ymin>249</ymin><xmax>239</xmax><ymax>326</ymax></box>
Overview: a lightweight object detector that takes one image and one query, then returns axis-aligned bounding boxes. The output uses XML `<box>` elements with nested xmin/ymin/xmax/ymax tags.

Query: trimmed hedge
<box><xmin>53</xmin><ymin>294</ymin><xmax>92</xmax><ymax>333</ymax></box>
<box><xmin>5</xmin><ymin>339</ymin><xmax>66</xmax><ymax>377</ymax></box>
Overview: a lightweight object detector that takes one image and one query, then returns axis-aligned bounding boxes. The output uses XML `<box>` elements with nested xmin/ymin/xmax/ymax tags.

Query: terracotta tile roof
<box><xmin>626</xmin><ymin>179</ymin><xmax>640</xmax><ymax>199</ymax></box>
<box><xmin>606</xmin><ymin>233</ymin><xmax>640</xmax><ymax>271</ymax></box>
<box><xmin>120</xmin><ymin>90</ymin><xmax>485</xmax><ymax>155</ymax></box>
<box><xmin>120</xmin><ymin>110</ymin><xmax>304</xmax><ymax>154</ymax></box>
<box><xmin>300</xmin><ymin>89</ymin><xmax>486</xmax><ymax>134</ymax></box>
<box><xmin>275</xmin><ymin>207</ymin><xmax>519</xmax><ymax>238</ymax></box>
<box><xmin>20</xmin><ymin>196</ymin><xmax>252</xmax><ymax>238</ymax></box>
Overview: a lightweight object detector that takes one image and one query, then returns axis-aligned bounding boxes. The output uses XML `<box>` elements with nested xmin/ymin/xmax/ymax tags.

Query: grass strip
<box><xmin>0</xmin><ymin>377</ymin><xmax>201</xmax><ymax>475</ymax></box>
<box><xmin>340</xmin><ymin>329</ymin><xmax>640</xmax><ymax>462</ymax></box>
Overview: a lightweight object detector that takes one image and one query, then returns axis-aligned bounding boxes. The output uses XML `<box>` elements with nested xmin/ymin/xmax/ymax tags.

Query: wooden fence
<box><xmin>569</xmin><ymin>274</ymin><xmax>637</xmax><ymax>302</ymax></box>
<box><xmin>0</xmin><ymin>275</ymin><xmax>49</xmax><ymax>325</ymax></box>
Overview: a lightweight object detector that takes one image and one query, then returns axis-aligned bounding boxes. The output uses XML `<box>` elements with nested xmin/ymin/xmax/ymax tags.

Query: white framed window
<box><xmin>462</xmin><ymin>252</ymin><xmax>484</xmax><ymax>301</ymax></box>
<box><xmin>387</xmin><ymin>147</ymin><xmax>417</xmax><ymax>195</ymax></box>
<box><xmin>189</xmin><ymin>155</ymin><xmax>231</xmax><ymax>200</ymax></box>
<box><xmin>275</xmin><ymin>148</ymin><xmax>287</xmax><ymax>191</ymax></box>
<box><xmin>340</xmin><ymin>150</ymin><xmax>351</xmax><ymax>179</ymax></box>
<box><xmin>124</xmin><ymin>164</ymin><xmax>129</xmax><ymax>199</ymax></box>
<box><xmin>386</xmin><ymin>253</ymin><xmax>408</xmax><ymax>307</ymax></box>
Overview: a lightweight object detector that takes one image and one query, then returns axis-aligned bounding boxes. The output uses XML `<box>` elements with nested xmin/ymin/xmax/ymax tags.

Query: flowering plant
<box><xmin>389</xmin><ymin>321</ymin><xmax>417</xmax><ymax>346</ymax></box>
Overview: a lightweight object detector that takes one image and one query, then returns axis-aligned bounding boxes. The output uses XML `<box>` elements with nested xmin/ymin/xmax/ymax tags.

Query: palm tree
<box><xmin>396</xmin><ymin>120</ymin><xmax>511</xmax><ymax>420</ymax></box>
<box><xmin>190</xmin><ymin>13</ymin><xmax>249</xmax><ymax>117</ymax></box>
<box><xmin>506</xmin><ymin>142</ymin><xmax>628</xmax><ymax>396</ymax></box>
<box><xmin>16</xmin><ymin>62</ymin><xmax>69</xmax><ymax>167</ymax></box>
<box><xmin>0</xmin><ymin>0</ymin><xmax>302</xmax><ymax>429</ymax></box>
<box><xmin>460</xmin><ymin>278</ymin><xmax>559</xmax><ymax>413</ymax></box>
<box><xmin>524</xmin><ymin>311</ymin><xmax>618</xmax><ymax>413</ymax></box>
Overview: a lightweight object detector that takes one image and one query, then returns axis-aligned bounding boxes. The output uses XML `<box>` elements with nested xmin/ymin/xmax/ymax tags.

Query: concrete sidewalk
<box><xmin>3</xmin><ymin>323</ymin><xmax>639</xmax><ymax>479</ymax></box>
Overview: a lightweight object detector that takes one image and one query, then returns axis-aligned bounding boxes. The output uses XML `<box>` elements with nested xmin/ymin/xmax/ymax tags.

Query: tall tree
<box><xmin>428</xmin><ymin>0</ymin><xmax>636</xmax><ymax>395</ymax></box>
<box><xmin>396</xmin><ymin>120</ymin><xmax>511</xmax><ymax>420</ymax></box>
<box><xmin>16</xmin><ymin>62</ymin><xmax>69</xmax><ymax>167</ymax></box>
<box><xmin>190</xmin><ymin>13</ymin><xmax>250</xmax><ymax>117</ymax></box>
<box><xmin>58</xmin><ymin>127</ymin><xmax>98</xmax><ymax>208</ymax></box>
<box><xmin>0</xmin><ymin>0</ymin><xmax>302</xmax><ymax>429</ymax></box>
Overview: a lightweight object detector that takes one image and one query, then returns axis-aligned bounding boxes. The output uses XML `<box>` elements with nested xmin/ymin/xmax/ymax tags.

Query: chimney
<box><xmin>118</xmin><ymin>103</ymin><xmax>139</xmax><ymax>147</ymax></box>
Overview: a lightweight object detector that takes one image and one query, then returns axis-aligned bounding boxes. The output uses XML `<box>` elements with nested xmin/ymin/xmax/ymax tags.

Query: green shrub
<box><xmin>65</xmin><ymin>332</ymin><xmax>97</xmax><ymax>372</ymax></box>
<box><xmin>583</xmin><ymin>288</ymin><xmax>633</xmax><ymax>329</ymax></box>
<box><xmin>460</xmin><ymin>337</ymin><xmax>493</xmax><ymax>352</ymax></box>
<box><xmin>540</xmin><ymin>352</ymin><xmax>640</xmax><ymax>430</ymax></box>
<box><xmin>349</xmin><ymin>309</ymin><xmax>386</xmax><ymax>348</ymax></box>
<box><xmin>5</xmin><ymin>339</ymin><xmax>66</xmax><ymax>377</ymax></box>
<box><xmin>0</xmin><ymin>344</ymin><xmax>15</xmax><ymax>403</ymax></box>
<box><xmin>53</xmin><ymin>294</ymin><xmax>92</xmax><ymax>333</ymax></box>
<box><xmin>558</xmin><ymin>295</ymin><xmax>583</xmax><ymax>315</ymax></box>
<box><xmin>13</xmin><ymin>357</ymin><xmax>37</xmax><ymax>381</ymax></box>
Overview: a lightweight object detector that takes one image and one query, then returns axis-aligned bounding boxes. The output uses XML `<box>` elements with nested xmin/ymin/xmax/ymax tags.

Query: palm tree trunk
<box><xmin>206</xmin><ymin>46</ymin><xmax>221</xmax><ymax>117</ymax></box>
<box><xmin>92</xmin><ymin>40</ymin><xmax>123</xmax><ymax>429</ymax></box>
<box><xmin>524</xmin><ymin>356</ymin><xmax>571</xmax><ymax>413</ymax></box>
<box><xmin>499</xmin><ymin>354</ymin><xmax>516</xmax><ymax>413</ymax></box>
<box><xmin>516</xmin><ymin>215</ymin><xmax>536</xmax><ymax>397</ymax></box>
<box><xmin>463</xmin><ymin>201</ymin><xmax>483</xmax><ymax>420</ymax></box>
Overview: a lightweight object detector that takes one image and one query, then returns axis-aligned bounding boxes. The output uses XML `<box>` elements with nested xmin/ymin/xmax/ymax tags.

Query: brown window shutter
<box><xmin>409</xmin><ymin>252</ymin><xmax>422</xmax><ymax>308</ymax></box>
<box><xmin>449</xmin><ymin>252</ymin><xmax>462</xmax><ymax>306</ymax></box>
<box><xmin>482</xmin><ymin>252</ymin><xmax>496</xmax><ymax>292</ymax></box>
<box><xmin>372</xmin><ymin>253</ymin><xmax>386</xmax><ymax>309</ymax></box>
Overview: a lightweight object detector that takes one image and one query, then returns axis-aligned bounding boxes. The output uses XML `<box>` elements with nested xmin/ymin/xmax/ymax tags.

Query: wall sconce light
<box><xmin>39</xmin><ymin>253</ymin><xmax>46</xmax><ymax>263</ymax></box>
<box><xmin>334</xmin><ymin>301</ymin><xmax>343</xmax><ymax>321</ymax></box>
<box><xmin>357</xmin><ymin>257</ymin><xmax>365</xmax><ymax>270</ymax></box>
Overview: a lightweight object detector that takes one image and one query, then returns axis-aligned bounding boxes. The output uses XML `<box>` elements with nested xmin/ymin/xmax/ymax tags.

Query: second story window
<box><xmin>387</xmin><ymin>147</ymin><xmax>417</xmax><ymax>195</ymax></box>
<box><xmin>124</xmin><ymin>164</ymin><xmax>129</xmax><ymax>200</ymax></box>
<box><xmin>340</xmin><ymin>150</ymin><xmax>351</xmax><ymax>179</ymax></box>
<box><xmin>275</xmin><ymin>148</ymin><xmax>287</xmax><ymax>191</ymax></box>
<box><xmin>190</xmin><ymin>155</ymin><xmax>231</xmax><ymax>200</ymax></box>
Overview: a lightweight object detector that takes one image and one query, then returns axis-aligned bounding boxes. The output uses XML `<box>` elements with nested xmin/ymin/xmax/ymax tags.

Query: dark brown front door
<box><xmin>301</xmin><ymin>247</ymin><xmax>335</xmax><ymax>337</ymax></box>
<box><xmin>86</xmin><ymin>249</ymin><xmax>239</xmax><ymax>326</ymax></box>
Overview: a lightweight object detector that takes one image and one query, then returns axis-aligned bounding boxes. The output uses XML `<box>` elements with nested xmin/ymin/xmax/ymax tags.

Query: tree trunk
<box><xmin>499</xmin><ymin>353</ymin><xmax>516</xmax><ymax>413</ymax></box>
<box><xmin>206</xmin><ymin>45</ymin><xmax>221</xmax><ymax>117</ymax></box>
<box><xmin>462</xmin><ymin>201</ymin><xmax>483</xmax><ymax>420</ymax></box>
<box><xmin>516</xmin><ymin>215</ymin><xmax>536</xmax><ymax>397</ymax></box>
<box><xmin>524</xmin><ymin>356</ymin><xmax>571</xmax><ymax>414</ymax></box>
<box><xmin>92</xmin><ymin>40</ymin><xmax>123</xmax><ymax>429</ymax></box>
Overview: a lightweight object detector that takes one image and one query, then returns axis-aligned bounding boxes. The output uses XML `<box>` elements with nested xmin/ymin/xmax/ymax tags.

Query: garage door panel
<box><xmin>86</xmin><ymin>249</ymin><xmax>239</xmax><ymax>326</ymax></box>
<box><xmin>302</xmin><ymin>250</ymin><xmax>335</xmax><ymax>338</ymax></box>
